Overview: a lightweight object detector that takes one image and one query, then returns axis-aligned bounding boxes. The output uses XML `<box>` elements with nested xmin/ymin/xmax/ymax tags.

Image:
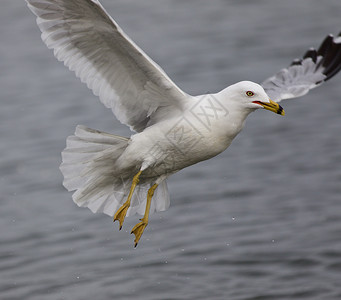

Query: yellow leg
<box><xmin>131</xmin><ymin>183</ymin><xmax>158</xmax><ymax>247</ymax></box>
<box><xmin>113</xmin><ymin>170</ymin><xmax>142</xmax><ymax>230</ymax></box>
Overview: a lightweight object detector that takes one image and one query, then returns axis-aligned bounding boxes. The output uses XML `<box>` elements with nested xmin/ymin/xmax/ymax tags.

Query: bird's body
<box><xmin>26</xmin><ymin>0</ymin><xmax>341</xmax><ymax>246</ymax></box>
<box><xmin>118</xmin><ymin>91</ymin><xmax>246</xmax><ymax>179</ymax></box>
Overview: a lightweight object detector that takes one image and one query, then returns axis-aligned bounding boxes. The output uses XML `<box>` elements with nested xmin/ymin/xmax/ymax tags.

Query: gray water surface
<box><xmin>1</xmin><ymin>1</ymin><xmax>341</xmax><ymax>299</ymax></box>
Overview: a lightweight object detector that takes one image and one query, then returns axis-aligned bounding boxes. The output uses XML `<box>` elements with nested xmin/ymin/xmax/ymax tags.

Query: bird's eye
<box><xmin>246</xmin><ymin>91</ymin><xmax>254</xmax><ymax>97</ymax></box>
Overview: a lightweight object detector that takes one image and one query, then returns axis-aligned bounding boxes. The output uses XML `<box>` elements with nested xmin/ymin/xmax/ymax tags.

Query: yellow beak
<box><xmin>253</xmin><ymin>99</ymin><xmax>285</xmax><ymax>116</ymax></box>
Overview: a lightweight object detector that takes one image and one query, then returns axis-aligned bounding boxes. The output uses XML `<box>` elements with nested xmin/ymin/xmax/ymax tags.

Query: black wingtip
<box><xmin>291</xmin><ymin>48</ymin><xmax>318</xmax><ymax>67</ymax></box>
<box><xmin>298</xmin><ymin>33</ymin><xmax>341</xmax><ymax>83</ymax></box>
<box><xmin>319</xmin><ymin>34</ymin><xmax>341</xmax><ymax>81</ymax></box>
<box><xmin>303</xmin><ymin>48</ymin><xmax>318</xmax><ymax>63</ymax></box>
<box><xmin>289</xmin><ymin>32</ymin><xmax>341</xmax><ymax>87</ymax></box>
<box><xmin>317</xmin><ymin>34</ymin><xmax>334</xmax><ymax>57</ymax></box>
<box><xmin>262</xmin><ymin>31</ymin><xmax>341</xmax><ymax>100</ymax></box>
<box><xmin>290</xmin><ymin>58</ymin><xmax>302</xmax><ymax>66</ymax></box>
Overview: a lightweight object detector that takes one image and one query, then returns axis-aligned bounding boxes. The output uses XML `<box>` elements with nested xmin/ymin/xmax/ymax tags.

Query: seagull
<box><xmin>26</xmin><ymin>0</ymin><xmax>341</xmax><ymax>246</ymax></box>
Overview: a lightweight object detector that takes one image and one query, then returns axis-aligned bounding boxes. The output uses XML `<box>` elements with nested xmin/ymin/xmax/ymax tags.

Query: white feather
<box><xmin>60</xmin><ymin>125</ymin><xmax>170</xmax><ymax>217</ymax></box>
<box><xmin>26</xmin><ymin>0</ymin><xmax>188</xmax><ymax>132</ymax></box>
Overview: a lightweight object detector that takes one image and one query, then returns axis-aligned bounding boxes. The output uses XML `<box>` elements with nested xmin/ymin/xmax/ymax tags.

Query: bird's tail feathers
<box><xmin>60</xmin><ymin>125</ymin><xmax>170</xmax><ymax>217</ymax></box>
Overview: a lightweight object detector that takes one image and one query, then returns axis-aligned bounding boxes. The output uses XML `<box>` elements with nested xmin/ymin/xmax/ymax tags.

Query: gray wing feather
<box><xmin>262</xmin><ymin>33</ymin><xmax>341</xmax><ymax>102</ymax></box>
<box><xmin>26</xmin><ymin>0</ymin><xmax>187</xmax><ymax>132</ymax></box>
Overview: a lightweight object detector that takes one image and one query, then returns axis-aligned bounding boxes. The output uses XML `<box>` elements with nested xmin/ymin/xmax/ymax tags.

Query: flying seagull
<box><xmin>26</xmin><ymin>0</ymin><xmax>341</xmax><ymax>246</ymax></box>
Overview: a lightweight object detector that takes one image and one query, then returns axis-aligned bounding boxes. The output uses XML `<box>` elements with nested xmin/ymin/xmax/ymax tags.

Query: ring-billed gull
<box><xmin>26</xmin><ymin>0</ymin><xmax>341</xmax><ymax>246</ymax></box>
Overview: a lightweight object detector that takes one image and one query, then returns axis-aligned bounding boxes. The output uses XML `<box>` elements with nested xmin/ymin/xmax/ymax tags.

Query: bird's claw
<box><xmin>131</xmin><ymin>219</ymin><xmax>148</xmax><ymax>247</ymax></box>
<box><xmin>113</xmin><ymin>204</ymin><xmax>129</xmax><ymax>230</ymax></box>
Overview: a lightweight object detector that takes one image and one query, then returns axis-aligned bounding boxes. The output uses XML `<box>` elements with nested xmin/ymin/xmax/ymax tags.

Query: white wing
<box><xmin>262</xmin><ymin>32</ymin><xmax>341</xmax><ymax>102</ymax></box>
<box><xmin>26</xmin><ymin>0</ymin><xmax>188</xmax><ymax>132</ymax></box>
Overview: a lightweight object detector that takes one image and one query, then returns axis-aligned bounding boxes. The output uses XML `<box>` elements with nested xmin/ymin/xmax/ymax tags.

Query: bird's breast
<box><xmin>132</xmin><ymin>110</ymin><xmax>243</xmax><ymax>177</ymax></box>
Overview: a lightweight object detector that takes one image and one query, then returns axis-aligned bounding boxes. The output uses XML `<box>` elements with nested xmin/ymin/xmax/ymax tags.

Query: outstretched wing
<box><xmin>262</xmin><ymin>32</ymin><xmax>341</xmax><ymax>102</ymax></box>
<box><xmin>26</xmin><ymin>0</ymin><xmax>188</xmax><ymax>132</ymax></box>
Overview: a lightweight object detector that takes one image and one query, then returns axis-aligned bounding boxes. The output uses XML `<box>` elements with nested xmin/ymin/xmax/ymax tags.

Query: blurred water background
<box><xmin>1</xmin><ymin>0</ymin><xmax>341</xmax><ymax>299</ymax></box>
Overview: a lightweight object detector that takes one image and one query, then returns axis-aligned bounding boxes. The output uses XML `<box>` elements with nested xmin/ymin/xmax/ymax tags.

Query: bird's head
<box><xmin>221</xmin><ymin>81</ymin><xmax>285</xmax><ymax>116</ymax></box>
